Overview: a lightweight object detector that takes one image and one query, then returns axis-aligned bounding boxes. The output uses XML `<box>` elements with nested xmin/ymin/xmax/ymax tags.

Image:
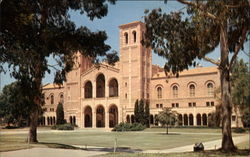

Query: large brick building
<box><xmin>41</xmin><ymin>21</ymin><xmax>240</xmax><ymax>128</ymax></box>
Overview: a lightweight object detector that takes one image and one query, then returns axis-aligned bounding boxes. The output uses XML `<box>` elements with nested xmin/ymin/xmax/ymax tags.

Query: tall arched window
<box><xmin>96</xmin><ymin>74</ymin><xmax>105</xmax><ymax>98</ymax></box>
<box><xmin>124</xmin><ymin>32</ymin><xmax>128</xmax><ymax>44</ymax></box>
<box><xmin>189</xmin><ymin>84</ymin><xmax>195</xmax><ymax>97</ymax></box>
<box><xmin>207</xmin><ymin>83</ymin><xmax>214</xmax><ymax>96</ymax></box>
<box><xmin>109</xmin><ymin>79</ymin><xmax>118</xmax><ymax>97</ymax></box>
<box><xmin>84</xmin><ymin>81</ymin><xmax>93</xmax><ymax>98</ymax></box>
<box><xmin>173</xmin><ymin>86</ymin><xmax>178</xmax><ymax>98</ymax></box>
<box><xmin>50</xmin><ymin>94</ymin><xmax>54</xmax><ymax>105</ymax></box>
<box><xmin>60</xmin><ymin>94</ymin><xmax>64</xmax><ymax>104</ymax></box>
<box><xmin>132</xmin><ymin>31</ymin><xmax>136</xmax><ymax>43</ymax></box>
<box><xmin>157</xmin><ymin>87</ymin><xmax>162</xmax><ymax>99</ymax></box>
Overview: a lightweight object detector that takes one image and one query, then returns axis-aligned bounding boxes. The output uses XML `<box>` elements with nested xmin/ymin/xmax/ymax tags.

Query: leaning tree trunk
<box><xmin>219</xmin><ymin>24</ymin><xmax>236</xmax><ymax>151</ymax></box>
<box><xmin>29</xmin><ymin>63</ymin><xmax>42</xmax><ymax>143</ymax></box>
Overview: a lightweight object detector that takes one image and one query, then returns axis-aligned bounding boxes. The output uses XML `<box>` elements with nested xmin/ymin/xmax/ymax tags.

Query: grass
<box><xmin>236</xmin><ymin>140</ymin><xmax>250</xmax><ymax>149</ymax></box>
<box><xmin>0</xmin><ymin>127</ymin><xmax>247</xmax><ymax>152</ymax></box>
<box><xmin>94</xmin><ymin>150</ymin><xmax>250</xmax><ymax>157</ymax></box>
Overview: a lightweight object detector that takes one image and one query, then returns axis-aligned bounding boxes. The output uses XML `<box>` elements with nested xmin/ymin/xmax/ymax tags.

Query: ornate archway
<box><xmin>109</xmin><ymin>104</ymin><xmax>118</xmax><ymax>127</ymax></box>
<box><xmin>197</xmin><ymin>114</ymin><xmax>201</xmax><ymax>126</ymax></box>
<box><xmin>84</xmin><ymin>106</ymin><xmax>92</xmax><ymax>127</ymax></box>
<box><xmin>96</xmin><ymin>105</ymin><xmax>105</xmax><ymax>127</ymax></box>
<box><xmin>96</xmin><ymin>74</ymin><xmax>105</xmax><ymax>98</ymax></box>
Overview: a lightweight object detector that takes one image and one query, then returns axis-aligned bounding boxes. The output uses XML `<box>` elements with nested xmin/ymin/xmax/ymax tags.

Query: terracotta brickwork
<box><xmin>41</xmin><ymin>21</ymin><xmax>242</xmax><ymax>128</ymax></box>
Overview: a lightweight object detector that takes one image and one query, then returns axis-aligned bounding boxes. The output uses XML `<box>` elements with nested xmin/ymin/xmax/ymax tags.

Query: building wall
<box><xmin>41</xmin><ymin>21</ymin><xmax>242</xmax><ymax>128</ymax></box>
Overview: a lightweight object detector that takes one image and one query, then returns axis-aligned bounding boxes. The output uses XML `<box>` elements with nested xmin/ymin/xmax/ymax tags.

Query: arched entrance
<box><xmin>178</xmin><ymin>114</ymin><xmax>183</xmax><ymax>126</ymax></box>
<box><xmin>150</xmin><ymin>114</ymin><xmax>154</xmax><ymax>125</ymax></box>
<box><xmin>197</xmin><ymin>114</ymin><xmax>201</xmax><ymax>126</ymax></box>
<box><xmin>84</xmin><ymin>106</ymin><xmax>92</xmax><ymax>127</ymax></box>
<box><xmin>202</xmin><ymin>114</ymin><xmax>207</xmax><ymax>126</ymax></box>
<box><xmin>109</xmin><ymin>105</ymin><xmax>118</xmax><ymax>128</ymax></box>
<box><xmin>189</xmin><ymin>114</ymin><xmax>193</xmax><ymax>126</ymax></box>
<box><xmin>96</xmin><ymin>105</ymin><xmax>105</xmax><ymax>127</ymax></box>
<box><xmin>126</xmin><ymin>115</ymin><xmax>130</xmax><ymax>123</ymax></box>
<box><xmin>184</xmin><ymin>114</ymin><xmax>188</xmax><ymax>126</ymax></box>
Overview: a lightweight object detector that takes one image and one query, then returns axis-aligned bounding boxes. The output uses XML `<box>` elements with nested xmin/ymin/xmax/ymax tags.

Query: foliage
<box><xmin>143</xmin><ymin>0</ymin><xmax>250</xmax><ymax>150</ymax></box>
<box><xmin>0</xmin><ymin>82</ymin><xmax>36</xmax><ymax>127</ymax></box>
<box><xmin>134</xmin><ymin>99</ymin><xmax>150</xmax><ymax>126</ymax></box>
<box><xmin>157</xmin><ymin>108</ymin><xmax>178</xmax><ymax>134</ymax></box>
<box><xmin>232</xmin><ymin>127</ymin><xmax>246</xmax><ymax>133</ymax></box>
<box><xmin>51</xmin><ymin>123</ymin><xmax>74</xmax><ymax>130</ymax></box>
<box><xmin>56</xmin><ymin>103</ymin><xmax>66</xmax><ymax>125</ymax></box>
<box><xmin>112</xmin><ymin>122</ymin><xmax>146</xmax><ymax>131</ymax></box>
<box><xmin>208</xmin><ymin>105</ymin><xmax>222</xmax><ymax>127</ymax></box>
<box><xmin>0</xmin><ymin>0</ymin><xmax>116</xmax><ymax>142</ymax></box>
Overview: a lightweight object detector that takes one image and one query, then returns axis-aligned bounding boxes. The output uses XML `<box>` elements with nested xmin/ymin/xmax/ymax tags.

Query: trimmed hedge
<box><xmin>51</xmin><ymin>123</ymin><xmax>74</xmax><ymax>130</ymax></box>
<box><xmin>112</xmin><ymin>122</ymin><xmax>146</xmax><ymax>131</ymax></box>
<box><xmin>233</xmin><ymin>127</ymin><xmax>246</xmax><ymax>133</ymax></box>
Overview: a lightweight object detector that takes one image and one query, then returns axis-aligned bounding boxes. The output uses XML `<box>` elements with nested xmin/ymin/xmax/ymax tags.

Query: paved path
<box><xmin>143</xmin><ymin>134</ymin><xmax>249</xmax><ymax>153</ymax></box>
<box><xmin>0</xmin><ymin>148</ymin><xmax>108</xmax><ymax>157</ymax></box>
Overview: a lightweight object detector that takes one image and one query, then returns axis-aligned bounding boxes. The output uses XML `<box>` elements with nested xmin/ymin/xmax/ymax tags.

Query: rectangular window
<box><xmin>206</xmin><ymin>102</ymin><xmax>210</xmax><ymax>106</ymax></box>
<box><xmin>156</xmin><ymin>104</ymin><xmax>159</xmax><ymax>108</ymax></box>
<box><xmin>211</xmin><ymin>101</ymin><xmax>214</xmax><ymax>106</ymax></box>
<box><xmin>176</xmin><ymin>103</ymin><xmax>179</xmax><ymax>107</ymax></box>
<box><xmin>188</xmin><ymin>102</ymin><xmax>192</xmax><ymax>107</ymax></box>
<box><xmin>193</xmin><ymin>102</ymin><xmax>196</xmax><ymax>107</ymax></box>
<box><xmin>172</xmin><ymin>103</ymin><xmax>175</xmax><ymax>107</ymax></box>
<box><xmin>232</xmin><ymin>115</ymin><xmax>236</xmax><ymax>121</ymax></box>
<box><xmin>160</xmin><ymin>104</ymin><xmax>163</xmax><ymax>108</ymax></box>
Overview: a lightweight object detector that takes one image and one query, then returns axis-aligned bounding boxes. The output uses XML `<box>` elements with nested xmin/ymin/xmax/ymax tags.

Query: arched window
<box><xmin>173</xmin><ymin>86</ymin><xmax>178</xmax><ymax>98</ymax></box>
<box><xmin>50</xmin><ymin>94</ymin><xmax>54</xmax><ymax>105</ymax></box>
<box><xmin>109</xmin><ymin>79</ymin><xmax>118</xmax><ymax>97</ymax></box>
<box><xmin>60</xmin><ymin>94</ymin><xmax>64</xmax><ymax>104</ymax></box>
<box><xmin>124</xmin><ymin>32</ymin><xmax>128</xmax><ymax>44</ymax></box>
<box><xmin>189</xmin><ymin>84</ymin><xmax>195</xmax><ymax>97</ymax></box>
<box><xmin>207</xmin><ymin>83</ymin><xmax>214</xmax><ymax>96</ymax></box>
<box><xmin>132</xmin><ymin>31</ymin><xmax>136</xmax><ymax>43</ymax></box>
<box><xmin>96</xmin><ymin>74</ymin><xmax>105</xmax><ymax>98</ymax></box>
<box><xmin>157</xmin><ymin>87</ymin><xmax>162</xmax><ymax>99</ymax></box>
<box><xmin>84</xmin><ymin>81</ymin><xmax>93</xmax><ymax>98</ymax></box>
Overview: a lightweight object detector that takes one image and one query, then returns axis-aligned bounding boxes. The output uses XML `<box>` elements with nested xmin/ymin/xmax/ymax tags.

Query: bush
<box><xmin>233</xmin><ymin>127</ymin><xmax>246</xmax><ymax>133</ymax></box>
<box><xmin>112</xmin><ymin>122</ymin><xmax>146</xmax><ymax>131</ymax></box>
<box><xmin>51</xmin><ymin>123</ymin><xmax>74</xmax><ymax>130</ymax></box>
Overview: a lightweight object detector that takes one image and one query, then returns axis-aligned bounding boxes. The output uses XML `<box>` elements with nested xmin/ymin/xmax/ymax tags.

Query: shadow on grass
<box><xmin>38</xmin><ymin>142</ymin><xmax>142</xmax><ymax>153</ymax></box>
<box><xmin>157</xmin><ymin>133</ymin><xmax>181</xmax><ymax>135</ymax></box>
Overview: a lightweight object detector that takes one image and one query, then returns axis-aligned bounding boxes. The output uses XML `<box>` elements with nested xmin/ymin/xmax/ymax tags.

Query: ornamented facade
<box><xmin>41</xmin><ymin>21</ymin><xmax>240</xmax><ymax>128</ymax></box>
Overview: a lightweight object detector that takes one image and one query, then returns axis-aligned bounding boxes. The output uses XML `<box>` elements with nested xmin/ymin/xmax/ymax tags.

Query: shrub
<box><xmin>233</xmin><ymin>127</ymin><xmax>246</xmax><ymax>133</ymax></box>
<box><xmin>51</xmin><ymin>123</ymin><xmax>74</xmax><ymax>130</ymax></box>
<box><xmin>112</xmin><ymin>122</ymin><xmax>145</xmax><ymax>131</ymax></box>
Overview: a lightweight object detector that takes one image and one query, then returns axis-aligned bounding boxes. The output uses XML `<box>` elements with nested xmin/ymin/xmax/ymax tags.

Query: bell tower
<box><xmin>119</xmin><ymin>21</ymin><xmax>152</xmax><ymax>109</ymax></box>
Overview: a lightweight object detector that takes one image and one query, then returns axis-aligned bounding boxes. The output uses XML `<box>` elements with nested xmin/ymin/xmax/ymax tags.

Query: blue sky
<box><xmin>0</xmin><ymin>1</ymin><xmax>249</xmax><ymax>90</ymax></box>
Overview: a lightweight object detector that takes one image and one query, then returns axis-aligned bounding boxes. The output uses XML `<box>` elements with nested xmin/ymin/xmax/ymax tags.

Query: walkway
<box><xmin>143</xmin><ymin>134</ymin><xmax>249</xmax><ymax>153</ymax></box>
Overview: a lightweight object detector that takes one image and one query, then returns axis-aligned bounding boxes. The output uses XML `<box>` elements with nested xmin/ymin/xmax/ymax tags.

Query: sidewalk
<box><xmin>143</xmin><ymin>134</ymin><xmax>249</xmax><ymax>153</ymax></box>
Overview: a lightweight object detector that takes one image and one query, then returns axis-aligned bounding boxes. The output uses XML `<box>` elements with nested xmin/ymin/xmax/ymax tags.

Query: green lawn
<box><xmin>0</xmin><ymin>127</ymin><xmax>246</xmax><ymax>152</ymax></box>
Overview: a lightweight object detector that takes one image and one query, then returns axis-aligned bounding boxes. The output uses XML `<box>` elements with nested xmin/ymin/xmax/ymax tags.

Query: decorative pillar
<box><xmin>194</xmin><ymin>115</ymin><xmax>197</xmax><ymax>126</ymax></box>
<box><xmin>93</xmin><ymin>111</ymin><xmax>96</xmax><ymax>128</ymax></box>
<box><xmin>105</xmin><ymin>111</ymin><xmax>109</xmax><ymax>129</ymax></box>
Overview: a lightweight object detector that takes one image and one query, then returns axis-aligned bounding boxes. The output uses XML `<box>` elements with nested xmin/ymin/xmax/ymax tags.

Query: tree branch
<box><xmin>229</xmin><ymin>25</ymin><xmax>248</xmax><ymax>70</ymax></box>
<box><xmin>202</xmin><ymin>56</ymin><xmax>220</xmax><ymax>66</ymax></box>
<box><xmin>177</xmin><ymin>0</ymin><xmax>217</xmax><ymax>20</ymax></box>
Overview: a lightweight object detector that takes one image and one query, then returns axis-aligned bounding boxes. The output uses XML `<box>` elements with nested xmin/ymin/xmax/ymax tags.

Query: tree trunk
<box><xmin>29</xmin><ymin>64</ymin><xmax>42</xmax><ymax>143</ymax></box>
<box><xmin>166</xmin><ymin>124</ymin><xmax>168</xmax><ymax>134</ymax></box>
<box><xmin>219</xmin><ymin>24</ymin><xmax>236</xmax><ymax>151</ymax></box>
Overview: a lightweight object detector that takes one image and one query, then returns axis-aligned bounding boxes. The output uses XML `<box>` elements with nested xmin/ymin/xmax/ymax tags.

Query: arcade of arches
<box><xmin>126</xmin><ymin>113</ymin><xmax>210</xmax><ymax>126</ymax></box>
<box><xmin>83</xmin><ymin>104</ymin><xmax>118</xmax><ymax>128</ymax></box>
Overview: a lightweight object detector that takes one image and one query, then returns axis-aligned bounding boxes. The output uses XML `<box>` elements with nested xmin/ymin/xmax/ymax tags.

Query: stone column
<box><xmin>93</xmin><ymin>111</ymin><xmax>96</xmax><ymax>128</ymax></box>
<box><xmin>105</xmin><ymin>111</ymin><xmax>109</xmax><ymax>129</ymax></box>
<box><xmin>194</xmin><ymin>114</ymin><xmax>197</xmax><ymax>126</ymax></box>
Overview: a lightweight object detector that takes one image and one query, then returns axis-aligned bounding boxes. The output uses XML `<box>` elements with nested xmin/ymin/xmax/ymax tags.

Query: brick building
<box><xmin>41</xmin><ymin>21</ymin><xmax>241</xmax><ymax>128</ymax></box>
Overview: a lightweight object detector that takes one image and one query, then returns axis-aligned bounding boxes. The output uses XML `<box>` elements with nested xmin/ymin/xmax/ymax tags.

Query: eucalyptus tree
<box><xmin>0</xmin><ymin>0</ymin><xmax>116</xmax><ymax>142</ymax></box>
<box><xmin>143</xmin><ymin>0</ymin><xmax>250</xmax><ymax>151</ymax></box>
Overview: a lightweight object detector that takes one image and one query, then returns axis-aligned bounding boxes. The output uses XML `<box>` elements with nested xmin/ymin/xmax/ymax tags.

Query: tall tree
<box><xmin>231</xmin><ymin>59</ymin><xmax>250</xmax><ymax>127</ymax></box>
<box><xmin>144</xmin><ymin>100</ymin><xmax>150</xmax><ymax>127</ymax></box>
<box><xmin>157</xmin><ymin>108</ymin><xmax>177</xmax><ymax>134</ymax></box>
<box><xmin>0</xmin><ymin>0</ymin><xmax>116</xmax><ymax>143</ymax></box>
<box><xmin>134</xmin><ymin>99</ymin><xmax>139</xmax><ymax>123</ymax></box>
<box><xmin>0</xmin><ymin>81</ymin><xmax>34</xmax><ymax>127</ymax></box>
<box><xmin>138</xmin><ymin>99</ymin><xmax>145</xmax><ymax>124</ymax></box>
<box><xmin>56</xmin><ymin>103</ymin><xmax>65</xmax><ymax>125</ymax></box>
<box><xmin>143</xmin><ymin>0</ymin><xmax>250</xmax><ymax>151</ymax></box>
